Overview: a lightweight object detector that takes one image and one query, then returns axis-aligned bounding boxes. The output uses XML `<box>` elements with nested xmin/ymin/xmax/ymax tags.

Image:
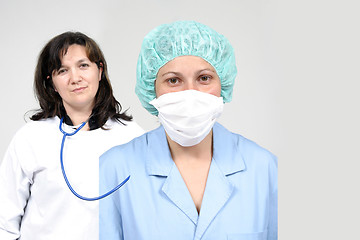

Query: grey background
<box><xmin>1</xmin><ymin>0</ymin><xmax>359</xmax><ymax>239</ymax></box>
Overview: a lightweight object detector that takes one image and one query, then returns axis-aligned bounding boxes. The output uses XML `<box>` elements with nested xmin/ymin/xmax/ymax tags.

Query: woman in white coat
<box><xmin>0</xmin><ymin>32</ymin><xmax>143</xmax><ymax>240</ymax></box>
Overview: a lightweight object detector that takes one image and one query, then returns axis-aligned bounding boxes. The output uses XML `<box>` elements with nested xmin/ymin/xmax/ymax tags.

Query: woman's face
<box><xmin>155</xmin><ymin>56</ymin><xmax>221</xmax><ymax>97</ymax></box>
<box><xmin>51</xmin><ymin>44</ymin><xmax>102</xmax><ymax>115</ymax></box>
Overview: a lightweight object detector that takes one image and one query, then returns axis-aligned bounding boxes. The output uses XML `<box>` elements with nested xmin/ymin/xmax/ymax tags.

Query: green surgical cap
<box><xmin>136</xmin><ymin>20</ymin><xmax>237</xmax><ymax>115</ymax></box>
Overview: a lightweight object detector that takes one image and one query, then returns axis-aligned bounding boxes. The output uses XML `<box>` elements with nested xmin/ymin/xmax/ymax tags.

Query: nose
<box><xmin>184</xmin><ymin>81</ymin><xmax>199</xmax><ymax>91</ymax></box>
<box><xmin>69</xmin><ymin>69</ymin><xmax>82</xmax><ymax>84</ymax></box>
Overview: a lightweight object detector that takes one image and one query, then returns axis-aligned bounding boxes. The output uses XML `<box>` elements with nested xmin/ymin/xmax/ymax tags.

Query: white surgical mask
<box><xmin>150</xmin><ymin>90</ymin><xmax>224</xmax><ymax>147</ymax></box>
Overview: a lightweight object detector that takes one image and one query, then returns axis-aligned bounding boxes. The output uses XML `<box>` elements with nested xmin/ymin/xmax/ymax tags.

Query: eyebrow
<box><xmin>200</xmin><ymin>68</ymin><xmax>217</xmax><ymax>74</ymax></box>
<box><xmin>59</xmin><ymin>58</ymin><xmax>89</xmax><ymax>68</ymax></box>
<box><xmin>161</xmin><ymin>71</ymin><xmax>180</xmax><ymax>77</ymax></box>
<box><xmin>77</xmin><ymin>58</ymin><xmax>89</xmax><ymax>64</ymax></box>
<box><xmin>160</xmin><ymin>68</ymin><xmax>216</xmax><ymax>77</ymax></box>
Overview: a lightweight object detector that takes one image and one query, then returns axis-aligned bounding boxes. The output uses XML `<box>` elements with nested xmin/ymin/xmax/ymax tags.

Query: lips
<box><xmin>72</xmin><ymin>86</ymin><xmax>87</xmax><ymax>93</ymax></box>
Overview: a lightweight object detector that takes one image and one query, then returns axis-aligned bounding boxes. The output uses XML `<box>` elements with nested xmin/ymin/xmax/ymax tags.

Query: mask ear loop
<box><xmin>59</xmin><ymin>117</ymin><xmax>130</xmax><ymax>201</ymax></box>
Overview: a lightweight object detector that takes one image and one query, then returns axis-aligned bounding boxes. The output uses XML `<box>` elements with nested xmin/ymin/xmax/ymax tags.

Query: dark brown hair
<box><xmin>31</xmin><ymin>31</ymin><xmax>132</xmax><ymax>126</ymax></box>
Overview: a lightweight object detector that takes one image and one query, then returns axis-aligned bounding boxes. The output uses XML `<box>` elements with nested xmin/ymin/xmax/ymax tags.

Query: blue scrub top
<box><xmin>99</xmin><ymin>123</ymin><xmax>278</xmax><ymax>240</ymax></box>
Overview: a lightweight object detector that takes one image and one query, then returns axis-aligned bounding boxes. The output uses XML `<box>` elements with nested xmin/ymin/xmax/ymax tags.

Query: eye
<box><xmin>80</xmin><ymin>63</ymin><xmax>90</xmax><ymax>68</ymax></box>
<box><xmin>167</xmin><ymin>78</ymin><xmax>180</xmax><ymax>85</ymax></box>
<box><xmin>57</xmin><ymin>68</ymin><xmax>67</xmax><ymax>75</ymax></box>
<box><xmin>199</xmin><ymin>75</ymin><xmax>211</xmax><ymax>82</ymax></box>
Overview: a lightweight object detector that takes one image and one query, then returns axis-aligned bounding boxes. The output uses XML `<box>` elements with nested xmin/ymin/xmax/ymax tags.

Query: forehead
<box><xmin>60</xmin><ymin>44</ymin><xmax>88</xmax><ymax>59</ymax></box>
<box><xmin>158</xmin><ymin>55</ymin><xmax>216</xmax><ymax>74</ymax></box>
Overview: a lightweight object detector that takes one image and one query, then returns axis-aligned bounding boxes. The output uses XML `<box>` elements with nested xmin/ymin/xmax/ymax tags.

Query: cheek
<box><xmin>208</xmin><ymin>89</ymin><xmax>221</xmax><ymax>97</ymax></box>
<box><xmin>98</xmin><ymin>69</ymin><xmax>103</xmax><ymax>81</ymax></box>
<box><xmin>155</xmin><ymin>88</ymin><xmax>167</xmax><ymax>98</ymax></box>
<box><xmin>212</xmin><ymin>85</ymin><xmax>222</xmax><ymax>97</ymax></box>
<box><xmin>155</xmin><ymin>83</ymin><xmax>181</xmax><ymax>98</ymax></box>
<box><xmin>213</xmin><ymin>79</ymin><xmax>222</xmax><ymax>97</ymax></box>
<box><xmin>154</xmin><ymin>80</ymin><xmax>164</xmax><ymax>98</ymax></box>
<box><xmin>51</xmin><ymin>77</ymin><xmax>67</xmax><ymax>97</ymax></box>
<box><xmin>94</xmin><ymin>80</ymin><xmax>100</xmax><ymax>93</ymax></box>
<box><xmin>51</xmin><ymin>79</ymin><xmax>60</xmax><ymax>92</ymax></box>
<box><xmin>204</xmin><ymin>80</ymin><xmax>221</xmax><ymax>97</ymax></box>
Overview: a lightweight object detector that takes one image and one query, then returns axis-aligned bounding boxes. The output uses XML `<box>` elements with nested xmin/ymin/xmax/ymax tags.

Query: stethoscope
<box><xmin>59</xmin><ymin>117</ymin><xmax>130</xmax><ymax>201</ymax></box>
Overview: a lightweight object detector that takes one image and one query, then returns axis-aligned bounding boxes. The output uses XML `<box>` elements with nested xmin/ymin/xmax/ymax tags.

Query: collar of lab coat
<box><xmin>146</xmin><ymin>122</ymin><xmax>246</xmax><ymax>177</ymax></box>
<box><xmin>145</xmin><ymin>122</ymin><xmax>246</xmax><ymax>238</ymax></box>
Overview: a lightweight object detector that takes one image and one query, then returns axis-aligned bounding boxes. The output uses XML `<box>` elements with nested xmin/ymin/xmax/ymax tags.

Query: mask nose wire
<box><xmin>59</xmin><ymin>117</ymin><xmax>130</xmax><ymax>201</ymax></box>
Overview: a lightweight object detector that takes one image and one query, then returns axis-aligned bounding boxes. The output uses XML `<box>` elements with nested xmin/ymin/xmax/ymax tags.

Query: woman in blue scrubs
<box><xmin>99</xmin><ymin>21</ymin><xmax>278</xmax><ymax>240</ymax></box>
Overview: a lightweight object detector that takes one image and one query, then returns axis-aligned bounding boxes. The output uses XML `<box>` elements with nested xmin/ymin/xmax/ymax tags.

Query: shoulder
<box><xmin>104</xmin><ymin>119</ymin><xmax>145</xmax><ymax>136</ymax></box>
<box><xmin>11</xmin><ymin>117</ymin><xmax>58</xmax><ymax>142</ymax></box>
<box><xmin>3</xmin><ymin>118</ymin><xmax>58</xmax><ymax>173</ymax></box>
<box><xmin>213</xmin><ymin>123</ymin><xmax>277</xmax><ymax>191</ymax></box>
<box><xmin>8</xmin><ymin>117</ymin><xmax>58</xmax><ymax>151</ymax></box>
<box><xmin>239</xmin><ymin>134</ymin><xmax>277</xmax><ymax>165</ymax></box>
<box><xmin>99</xmin><ymin>126</ymin><xmax>162</xmax><ymax>167</ymax></box>
<box><xmin>99</xmin><ymin>128</ymin><xmax>156</xmax><ymax>182</ymax></box>
<box><xmin>100</xmin><ymin>128</ymin><xmax>149</xmax><ymax>161</ymax></box>
<box><xmin>214</xmin><ymin>123</ymin><xmax>277</xmax><ymax>167</ymax></box>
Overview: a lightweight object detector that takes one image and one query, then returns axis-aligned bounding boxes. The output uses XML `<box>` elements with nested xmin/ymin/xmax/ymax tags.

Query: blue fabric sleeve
<box><xmin>268</xmin><ymin>155</ymin><xmax>278</xmax><ymax>240</ymax></box>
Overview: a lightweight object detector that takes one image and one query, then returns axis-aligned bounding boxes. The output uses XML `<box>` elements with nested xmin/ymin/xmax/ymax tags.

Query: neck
<box><xmin>166</xmin><ymin>130</ymin><xmax>213</xmax><ymax>164</ymax></box>
<box><xmin>65</xmin><ymin>109</ymin><xmax>93</xmax><ymax>131</ymax></box>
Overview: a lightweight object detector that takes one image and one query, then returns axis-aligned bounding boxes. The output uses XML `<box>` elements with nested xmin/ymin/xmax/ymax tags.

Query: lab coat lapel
<box><xmin>146</xmin><ymin>123</ymin><xmax>246</xmax><ymax>236</ymax></box>
<box><xmin>162</xmin><ymin>165</ymin><xmax>199</xmax><ymax>225</ymax></box>
<box><xmin>194</xmin><ymin>161</ymin><xmax>234</xmax><ymax>240</ymax></box>
<box><xmin>194</xmin><ymin>123</ymin><xmax>245</xmax><ymax>240</ymax></box>
<box><xmin>146</xmin><ymin>126</ymin><xmax>174</xmax><ymax>176</ymax></box>
<box><xmin>146</xmin><ymin>126</ymin><xmax>199</xmax><ymax>225</ymax></box>
<box><xmin>210</xmin><ymin>123</ymin><xmax>246</xmax><ymax>176</ymax></box>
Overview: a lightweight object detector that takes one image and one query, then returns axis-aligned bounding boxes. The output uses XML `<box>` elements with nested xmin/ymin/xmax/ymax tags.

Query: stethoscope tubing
<box><xmin>59</xmin><ymin>117</ymin><xmax>130</xmax><ymax>201</ymax></box>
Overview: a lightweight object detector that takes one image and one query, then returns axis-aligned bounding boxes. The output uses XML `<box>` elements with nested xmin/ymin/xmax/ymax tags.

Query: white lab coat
<box><xmin>0</xmin><ymin>117</ymin><xmax>144</xmax><ymax>240</ymax></box>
